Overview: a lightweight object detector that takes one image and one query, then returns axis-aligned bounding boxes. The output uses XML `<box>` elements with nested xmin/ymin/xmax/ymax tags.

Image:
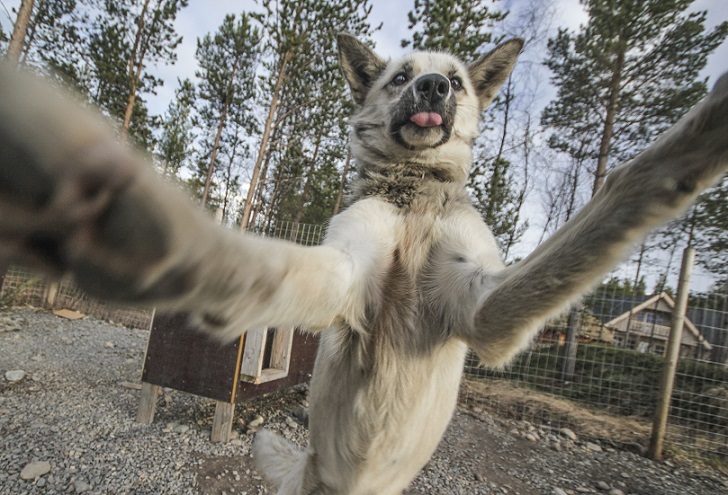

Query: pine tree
<box><xmin>690</xmin><ymin>178</ymin><xmax>728</xmax><ymax>275</ymax></box>
<box><xmin>542</xmin><ymin>0</ymin><xmax>726</xmax><ymax>377</ymax></box>
<box><xmin>117</xmin><ymin>0</ymin><xmax>188</xmax><ymax>141</ymax></box>
<box><xmin>18</xmin><ymin>0</ymin><xmax>85</xmax><ymax>86</ymax></box>
<box><xmin>467</xmin><ymin>75</ymin><xmax>526</xmax><ymax>252</ymax></box>
<box><xmin>542</xmin><ymin>0</ymin><xmax>727</xmax><ymax>196</ymax></box>
<box><xmin>86</xmin><ymin>18</ymin><xmax>156</xmax><ymax>148</ymax></box>
<box><xmin>659</xmin><ymin>177</ymin><xmax>728</xmax><ymax>276</ymax></box>
<box><xmin>194</xmin><ymin>12</ymin><xmax>261</xmax><ymax>209</ymax></box>
<box><xmin>247</xmin><ymin>0</ymin><xmax>378</xmax><ymax>230</ymax></box>
<box><xmin>80</xmin><ymin>0</ymin><xmax>187</xmax><ymax>148</ymax></box>
<box><xmin>156</xmin><ymin>78</ymin><xmax>195</xmax><ymax>179</ymax></box>
<box><xmin>401</xmin><ymin>0</ymin><xmax>506</xmax><ymax>61</ymax></box>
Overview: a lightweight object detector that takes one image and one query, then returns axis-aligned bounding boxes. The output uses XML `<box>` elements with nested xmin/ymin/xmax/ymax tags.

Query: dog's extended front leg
<box><xmin>0</xmin><ymin>65</ymin><xmax>375</xmax><ymax>341</ymax></box>
<box><xmin>462</xmin><ymin>72</ymin><xmax>728</xmax><ymax>367</ymax></box>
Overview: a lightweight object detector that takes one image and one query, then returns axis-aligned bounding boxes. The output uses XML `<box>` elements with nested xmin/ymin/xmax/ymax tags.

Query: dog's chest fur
<box><xmin>307</xmin><ymin>175</ymin><xmax>474</xmax><ymax>494</ymax></box>
<box><xmin>352</xmin><ymin>163</ymin><xmax>461</xmax><ymax>209</ymax></box>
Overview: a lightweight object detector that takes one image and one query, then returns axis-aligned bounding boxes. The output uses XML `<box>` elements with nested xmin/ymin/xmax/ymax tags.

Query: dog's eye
<box><xmin>450</xmin><ymin>77</ymin><xmax>463</xmax><ymax>91</ymax></box>
<box><xmin>391</xmin><ymin>73</ymin><xmax>408</xmax><ymax>86</ymax></box>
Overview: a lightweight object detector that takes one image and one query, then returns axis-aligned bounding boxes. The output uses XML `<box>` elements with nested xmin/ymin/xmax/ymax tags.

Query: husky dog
<box><xmin>0</xmin><ymin>33</ymin><xmax>727</xmax><ymax>495</ymax></box>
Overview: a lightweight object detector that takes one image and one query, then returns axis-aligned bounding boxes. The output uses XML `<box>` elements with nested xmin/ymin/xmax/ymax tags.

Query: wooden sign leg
<box><xmin>211</xmin><ymin>401</ymin><xmax>236</xmax><ymax>443</ymax></box>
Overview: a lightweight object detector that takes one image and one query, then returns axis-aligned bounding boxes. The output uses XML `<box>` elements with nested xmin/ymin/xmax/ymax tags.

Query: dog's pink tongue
<box><xmin>410</xmin><ymin>112</ymin><xmax>443</xmax><ymax>127</ymax></box>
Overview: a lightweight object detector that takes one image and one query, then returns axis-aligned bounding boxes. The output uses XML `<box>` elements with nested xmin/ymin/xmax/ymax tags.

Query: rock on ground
<box><xmin>1</xmin><ymin>308</ymin><xmax>727</xmax><ymax>495</ymax></box>
<box><xmin>19</xmin><ymin>461</ymin><xmax>51</xmax><ymax>480</ymax></box>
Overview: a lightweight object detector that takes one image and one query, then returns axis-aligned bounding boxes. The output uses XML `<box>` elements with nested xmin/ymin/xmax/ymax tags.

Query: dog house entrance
<box><xmin>240</xmin><ymin>327</ymin><xmax>294</xmax><ymax>384</ymax></box>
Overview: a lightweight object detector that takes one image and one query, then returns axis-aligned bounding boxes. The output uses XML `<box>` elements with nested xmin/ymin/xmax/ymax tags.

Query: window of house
<box><xmin>239</xmin><ymin>327</ymin><xmax>295</xmax><ymax>384</ymax></box>
<box><xmin>641</xmin><ymin>310</ymin><xmax>669</xmax><ymax>325</ymax></box>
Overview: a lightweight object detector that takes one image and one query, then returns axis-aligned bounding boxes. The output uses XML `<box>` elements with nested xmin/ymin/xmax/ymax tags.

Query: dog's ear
<box><xmin>468</xmin><ymin>39</ymin><xmax>524</xmax><ymax>109</ymax></box>
<box><xmin>337</xmin><ymin>33</ymin><xmax>387</xmax><ymax>106</ymax></box>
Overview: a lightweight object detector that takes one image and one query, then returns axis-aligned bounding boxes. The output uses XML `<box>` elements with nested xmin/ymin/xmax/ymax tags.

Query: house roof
<box><xmin>589</xmin><ymin>294</ymin><xmax>653</xmax><ymax>323</ymax></box>
<box><xmin>603</xmin><ymin>292</ymin><xmax>712</xmax><ymax>351</ymax></box>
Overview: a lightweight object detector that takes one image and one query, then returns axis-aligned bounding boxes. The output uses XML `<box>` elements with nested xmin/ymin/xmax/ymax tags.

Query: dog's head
<box><xmin>338</xmin><ymin>34</ymin><xmax>523</xmax><ymax>183</ymax></box>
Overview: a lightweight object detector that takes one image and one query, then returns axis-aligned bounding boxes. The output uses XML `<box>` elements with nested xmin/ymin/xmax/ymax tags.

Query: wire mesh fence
<box><xmin>1</xmin><ymin>265</ymin><xmax>156</xmax><ymax>329</ymax></box>
<box><xmin>0</xmin><ymin>221</ymin><xmax>324</xmax><ymax>329</ymax></box>
<box><xmin>259</xmin><ymin>220</ymin><xmax>325</xmax><ymax>246</ymax></box>
<box><xmin>462</xmin><ymin>256</ymin><xmax>728</xmax><ymax>460</ymax></box>
<box><xmin>2</xmin><ymin>223</ymin><xmax>725</xmax><ymax>459</ymax></box>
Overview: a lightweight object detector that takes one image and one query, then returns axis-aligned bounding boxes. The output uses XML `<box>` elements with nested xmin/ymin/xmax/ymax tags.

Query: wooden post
<box><xmin>136</xmin><ymin>382</ymin><xmax>161</xmax><ymax>425</ymax></box>
<box><xmin>648</xmin><ymin>247</ymin><xmax>694</xmax><ymax>460</ymax></box>
<box><xmin>561</xmin><ymin>306</ymin><xmax>581</xmax><ymax>381</ymax></box>
<box><xmin>45</xmin><ymin>282</ymin><xmax>59</xmax><ymax>309</ymax></box>
<box><xmin>211</xmin><ymin>401</ymin><xmax>235</xmax><ymax>443</ymax></box>
<box><xmin>0</xmin><ymin>264</ymin><xmax>7</xmax><ymax>292</ymax></box>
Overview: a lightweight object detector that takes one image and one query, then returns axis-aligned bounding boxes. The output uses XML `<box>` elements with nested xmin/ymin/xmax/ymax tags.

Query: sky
<box><xmin>1</xmin><ymin>0</ymin><xmax>726</xmax><ymax>287</ymax></box>
<box><xmin>136</xmin><ymin>0</ymin><xmax>727</xmax><ymax>111</ymax></box>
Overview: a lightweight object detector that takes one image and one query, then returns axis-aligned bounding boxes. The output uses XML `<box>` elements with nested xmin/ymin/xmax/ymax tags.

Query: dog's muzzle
<box><xmin>389</xmin><ymin>73</ymin><xmax>456</xmax><ymax>150</ymax></box>
<box><xmin>409</xmin><ymin>74</ymin><xmax>450</xmax><ymax>128</ymax></box>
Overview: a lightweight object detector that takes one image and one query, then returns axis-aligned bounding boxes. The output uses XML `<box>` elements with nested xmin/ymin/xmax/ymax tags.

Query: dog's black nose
<box><xmin>415</xmin><ymin>74</ymin><xmax>450</xmax><ymax>103</ymax></box>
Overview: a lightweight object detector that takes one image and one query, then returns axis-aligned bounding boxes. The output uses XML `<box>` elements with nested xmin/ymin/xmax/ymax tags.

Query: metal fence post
<box><xmin>648</xmin><ymin>246</ymin><xmax>695</xmax><ymax>460</ymax></box>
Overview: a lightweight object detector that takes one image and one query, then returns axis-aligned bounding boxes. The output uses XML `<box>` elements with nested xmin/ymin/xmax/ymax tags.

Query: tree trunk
<box><xmin>502</xmin><ymin>116</ymin><xmax>532</xmax><ymax>259</ymax></box>
<box><xmin>249</xmin><ymin>123</ymin><xmax>283</xmax><ymax>230</ymax></box>
<box><xmin>623</xmin><ymin>242</ymin><xmax>646</xmax><ymax>346</ymax></box>
<box><xmin>293</xmin><ymin>132</ymin><xmax>324</xmax><ymax>225</ymax></box>
<box><xmin>592</xmin><ymin>44</ymin><xmax>625</xmax><ymax>196</ymax></box>
<box><xmin>20</xmin><ymin>0</ymin><xmax>44</xmax><ymax>63</ymax></box>
<box><xmin>248</xmin><ymin>148</ymin><xmax>274</xmax><ymax>231</ymax></box>
<box><xmin>200</xmin><ymin>103</ymin><xmax>229</xmax><ymax>208</ymax></box>
<box><xmin>485</xmin><ymin>76</ymin><xmax>513</xmax><ymax>223</ymax></box>
<box><xmin>7</xmin><ymin>0</ymin><xmax>35</xmax><ymax>63</ymax></box>
<box><xmin>240</xmin><ymin>51</ymin><xmax>292</xmax><ymax>231</ymax></box>
<box><xmin>264</xmin><ymin>162</ymin><xmax>287</xmax><ymax>232</ymax></box>
<box><xmin>120</xmin><ymin>0</ymin><xmax>154</xmax><ymax>142</ymax></box>
<box><xmin>333</xmin><ymin>150</ymin><xmax>352</xmax><ymax>215</ymax></box>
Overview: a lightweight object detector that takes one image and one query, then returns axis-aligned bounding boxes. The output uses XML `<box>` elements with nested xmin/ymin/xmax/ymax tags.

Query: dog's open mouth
<box><xmin>393</xmin><ymin>110</ymin><xmax>451</xmax><ymax>149</ymax></box>
<box><xmin>409</xmin><ymin>112</ymin><xmax>443</xmax><ymax>128</ymax></box>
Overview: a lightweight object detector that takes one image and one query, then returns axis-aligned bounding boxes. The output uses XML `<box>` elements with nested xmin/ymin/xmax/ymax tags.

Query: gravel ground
<box><xmin>1</xmin><ymin>307</ymin><xmax>727</xmax><ymax>495</ymax></box>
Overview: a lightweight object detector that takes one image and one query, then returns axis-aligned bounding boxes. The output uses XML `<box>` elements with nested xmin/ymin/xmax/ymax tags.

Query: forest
<box><xmin>1</xmin><ymin>0</ymin><xmax>726</xmax><ymax>286</ymax></box>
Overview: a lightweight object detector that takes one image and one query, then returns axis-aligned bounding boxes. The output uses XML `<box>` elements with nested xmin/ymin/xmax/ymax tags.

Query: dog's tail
<box><xmin>253</xmin><ymin>429</ymin><xmax>308</xmax><ymax>493</ymax></box>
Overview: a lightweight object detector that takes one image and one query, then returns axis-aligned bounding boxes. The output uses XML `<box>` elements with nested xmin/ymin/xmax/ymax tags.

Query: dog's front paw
<box><xmin>664</xmin><ymin>70</ymin><xmax>728</xmax><ymax>186</ymax></box>
<box><xmin>606</xmin><ymin>70</ymin><xmax>728</xmax><ymax>205</ymax></box>
<box><xmin>0</xmin><ymin>64</ymin><xmax>191</xmax><ymax>302</ymax></box>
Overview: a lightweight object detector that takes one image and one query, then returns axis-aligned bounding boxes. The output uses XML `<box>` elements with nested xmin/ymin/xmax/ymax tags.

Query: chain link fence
<box><xmin>0</xmin><ymin>220</ymin><xmax>324</xmax><ymax>329</ymax></box>
<box><xmin>1</xmin><ymin>264</ymin><xmax>156</xmax><ymax>329</ymax></box>
<box><xmin>462</xmin><ymin>257</ymin><xmax>728</xmax><ymax>460</ymax></box>
<box><xmin>2</xmin><ymin>224</ymin><xmax>726</xmax><ymax>460</ymax></box>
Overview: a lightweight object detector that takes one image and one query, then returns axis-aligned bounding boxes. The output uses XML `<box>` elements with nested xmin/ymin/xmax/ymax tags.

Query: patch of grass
<box><xmin>467</xmin><ymin>344</ymin><xmax>728</xmax><ymax>432</ymax></box>
<box><xmin>0</xmin><ymin>276</ymin><xmax>39</xmax><ymax>310</ymax></box>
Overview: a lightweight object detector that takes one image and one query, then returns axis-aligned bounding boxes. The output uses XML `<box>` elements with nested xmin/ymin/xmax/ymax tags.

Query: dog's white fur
<box><xmin>0</xmin><ymin>34</ymin><xmax>727</xmax><ymax>495</ymax></box>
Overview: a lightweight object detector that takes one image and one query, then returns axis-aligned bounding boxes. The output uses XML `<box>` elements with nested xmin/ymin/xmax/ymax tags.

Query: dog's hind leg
<box><xmin>459</xmin><ymin>72</ymin><xmax>728</xmax><ymax>368</ymax></box>
<box><xmin>254</xmin><ymin>431</ymin><xmax>328</xmax><ymax>495</ymax></box>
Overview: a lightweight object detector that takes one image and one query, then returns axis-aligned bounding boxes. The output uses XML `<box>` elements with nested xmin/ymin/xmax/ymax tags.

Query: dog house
<box><xmin>136</xmin><ymin>221</ymin><xmax>323</xmax><ymax>442</ymax></box>
<box><xmin>137</xmin><ymin>312</ymin><xmax>319</xmax><ymax>441</ymax></box>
